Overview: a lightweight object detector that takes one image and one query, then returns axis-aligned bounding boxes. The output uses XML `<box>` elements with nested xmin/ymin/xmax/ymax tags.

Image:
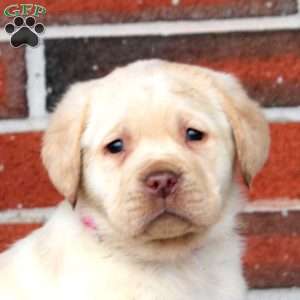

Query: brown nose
<box><xmin>144</xmin><ymin>171</ymin><xmax>179</xmax><ymax>198</ymax></box>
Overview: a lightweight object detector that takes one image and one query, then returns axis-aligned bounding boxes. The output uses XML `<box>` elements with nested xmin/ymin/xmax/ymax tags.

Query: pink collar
<box><xmin>81</xmin><ymin>215</ymin><xmax>98</xmax><ymax>231</ymax></box>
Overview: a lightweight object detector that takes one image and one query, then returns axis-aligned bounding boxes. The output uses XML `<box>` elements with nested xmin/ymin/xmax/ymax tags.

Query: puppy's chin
<box><xmin>121</xmin><ymin>213</ymin><xmax>206</xmax><ymax>262</ymax></box>
<box><xmin>144</xmin><ymin>213</ymin><xmax>195</xmax><ymax>240</ymax></box>
<box><xmin>132</xmin><ymin>230</ymin><xmax>204</xmax><ymax>263</ymax></box>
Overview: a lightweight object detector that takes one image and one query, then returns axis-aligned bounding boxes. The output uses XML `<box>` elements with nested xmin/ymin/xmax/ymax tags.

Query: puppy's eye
<box><xmin>106</xmin><ymin>139</ymin><xmax>124</xmax><ymax>154</ymax></box>
<box><xmin>186</xmin><ymin>128</ymin><xmax>205</xmax><ymax>141</ymax></box>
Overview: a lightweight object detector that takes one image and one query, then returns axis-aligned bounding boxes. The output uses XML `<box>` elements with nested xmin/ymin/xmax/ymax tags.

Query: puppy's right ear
<box><xmin>42</xmin><ymin>83</ymin><xmax>89</xmax><ymax>203</ymax></box>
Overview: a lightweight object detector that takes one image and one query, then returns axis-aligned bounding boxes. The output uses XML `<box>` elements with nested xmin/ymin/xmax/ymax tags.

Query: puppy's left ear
<box><xmin>42</xmin><ymin>83</ymin><xmax>89</xmax><ymax>203</ymax></box>
<box><xmin>211</xmin><ymin>72</ymin><xmax>270</xmax><ymax>186</ymax></box>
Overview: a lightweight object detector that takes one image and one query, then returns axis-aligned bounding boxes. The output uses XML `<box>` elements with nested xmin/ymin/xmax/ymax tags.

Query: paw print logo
<box><xmin>5</xmin><ymin>16</ymin><xmax>45</xmax><ymax>48</ymax></box>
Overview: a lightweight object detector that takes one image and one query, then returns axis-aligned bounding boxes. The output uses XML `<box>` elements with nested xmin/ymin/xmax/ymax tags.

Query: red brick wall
<box><xmin>0</xmin><ymin>0</ymin><xmax>297</xmax><ymax>25</ymax></box>
<box><xmin>0</xmin><ymin>45</ymin><xmax>26</xmax><ymax>118</ymax></box>
<box><xmin>0</xmin><ymin>0</ymin><xmax>300</xmax><ymax>290</ymax></box>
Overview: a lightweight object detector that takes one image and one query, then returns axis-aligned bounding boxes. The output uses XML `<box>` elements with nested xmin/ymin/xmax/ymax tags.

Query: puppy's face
<box><xmin>43</xmin><ymin>60</ymin><xmax>270</xmax><ymax>261</ymax></box>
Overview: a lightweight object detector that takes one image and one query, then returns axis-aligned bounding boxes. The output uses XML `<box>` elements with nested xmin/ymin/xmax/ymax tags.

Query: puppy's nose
<box><xmin>144</xmin><ymin>171</ymin><xmax>179</xmax><ymax>198</ymax></box>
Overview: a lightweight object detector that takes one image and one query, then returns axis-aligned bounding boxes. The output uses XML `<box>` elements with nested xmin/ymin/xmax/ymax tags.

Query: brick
<box><xmin>0</xmin><ymin>43</ymin><xmax>27</xmax><ymax>119</ymax></box>
<box><xmin>241</xmin><ymin>211</ymin><xmax>300</xmax><ymax>236</ymax></box>
<box><xmin>0</xmin><ymin>132</ymin><xmax>61</xmax><ymax>210</ymax></box>
<box><xmin>244</xmin><ymin>235</ymin><xmax>300</xmax><ymax>288</ymax></box>
<box><xmin>0</xmin><ymin>223</ymin><xmax>41</xmax><ymax>252</ymax></box>
<box><xmin>250</xmin><ymin>123</ymin><xmax>300</xmax><ymax>201</ymax></box>
<box><xmin>241</xmin><ymin>211</ymin><xmax>300</xmax><ymax>288</ymax></box>
<box><xmin>0</xmin><ymin>0</ymin><xmax>297</xmax><ymax>26</ymax></box>
<box><xmin>45</xmin><ymin>31</ymin><xmax>300</xmax><ymax>110</ymax></box>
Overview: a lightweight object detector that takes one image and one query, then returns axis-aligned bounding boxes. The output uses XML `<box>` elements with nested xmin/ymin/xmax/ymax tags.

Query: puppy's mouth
<box><xmin>143</xmin><ymin>210</ymin><xmax>196</xmax><ymax>240</ymax></box>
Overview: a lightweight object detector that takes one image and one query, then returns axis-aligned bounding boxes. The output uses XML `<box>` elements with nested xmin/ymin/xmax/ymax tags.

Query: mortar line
<box><xmin>0</xmin><ymin>117</ymin><xmax>49</xmax><ymax>133</ymax></box>
<box><xmin>263</xmin><ymin>106</ymin><xmax>300</xmax><ymax>122</ymax></box>
<box><xmin>248</xmin><ymin>288</ymin><xmax>300</xmax><ymax>299</ymax></box>
<box><xmin>27</xmin><ymin>16</ymin><xmax>300</xmax><ymax>39</ymax></box>
<box><xmin>25</xmin><ymin>40</ymin><xmax>48</xmax><ymax>119</ymax></box>
<box><xmin>0</xmin><ymin>207</ymin><xmax>55</xmax><ymax>224</ymax></box>
<box><xmin>0</xmin><ymin>15</ymin><xmax>300</xmax><ymax>41</ymax></box>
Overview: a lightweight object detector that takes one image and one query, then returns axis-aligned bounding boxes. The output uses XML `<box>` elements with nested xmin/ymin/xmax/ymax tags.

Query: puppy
<box><xmin>0</xmin><ymin>60</ymin><xmax>269</xmax><ymax>300</ymax></box>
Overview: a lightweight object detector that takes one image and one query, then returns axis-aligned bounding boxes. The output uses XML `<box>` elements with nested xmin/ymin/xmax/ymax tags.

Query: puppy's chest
<box><xmin>56</xmin><ymin>239</ymin><xmax>245</xmax><ymax>300</ymax></box>
<box><xmin>78</xmin><ymin>274</ymin><xmax>211</xmax><ymax>300</ymax></box>
<box><xmin>67</xmin><ymin>262</ymin><xmax>235</xmax><ymax>300</ymax></box>
<box><xmin>82</xmin><ymin>278</ymin><xmax>230</xmax><ymax>300</ymax></box>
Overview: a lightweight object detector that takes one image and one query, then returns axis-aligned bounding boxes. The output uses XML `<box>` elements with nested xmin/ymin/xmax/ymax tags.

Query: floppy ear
<box><xmin>210</xmin><ymin>72</ymin><xmax>270</xmax><ymax>186</ymax></box>
<box><xmin>42</xmin><ymin>83</ymin><xmax>89</xmax><ymax>203</ymax></box>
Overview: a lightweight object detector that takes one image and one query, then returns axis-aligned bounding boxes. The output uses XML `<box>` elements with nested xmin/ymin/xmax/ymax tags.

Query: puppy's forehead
<box><xmin>88</xmin><ymin>63</ymin><xmax>223</xmax><ymax>117</ymax></box>
<box><xmin>82</xmin><ymin>62</ymin><xmax>229</xmax><ymax>148</ymax></box>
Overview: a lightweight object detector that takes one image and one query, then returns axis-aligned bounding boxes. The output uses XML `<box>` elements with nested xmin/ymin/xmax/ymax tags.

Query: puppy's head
<box><xmin>42</xmin><ymin>60</ymin><xmax>269</xmax><ymax>261</ymax></box>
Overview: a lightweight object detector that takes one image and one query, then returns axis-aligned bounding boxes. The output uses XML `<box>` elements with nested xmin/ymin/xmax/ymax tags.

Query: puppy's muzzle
<box><xmin>143</xmin><ymin>170</ymin><xmax>180</xmax><ymax>198</ymax></box>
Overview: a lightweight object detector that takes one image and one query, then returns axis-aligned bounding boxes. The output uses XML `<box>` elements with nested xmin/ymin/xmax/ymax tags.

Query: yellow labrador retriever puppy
<box><xmin>0</xmin><ymin>60</ymin><xmax>269</xmax><ymax>300</ymax></box>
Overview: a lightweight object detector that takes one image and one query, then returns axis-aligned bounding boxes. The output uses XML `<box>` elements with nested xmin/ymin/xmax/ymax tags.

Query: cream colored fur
<box><xmin>0</xmin><ymin>60</ymin><xmax>270</xmax><ymax>300</ymax></box>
